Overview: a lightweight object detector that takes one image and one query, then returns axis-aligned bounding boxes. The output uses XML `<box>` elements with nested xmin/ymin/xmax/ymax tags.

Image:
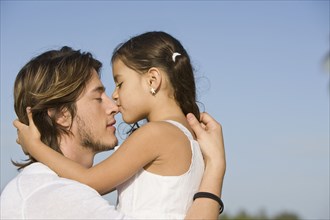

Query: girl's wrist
<box><xmin>204</xmin><ymin>158</ymin><xmax>226</xmax><ymax>175</ymax></box>
<box><xmin>200</xmin><ymin>163</ymin><xmax>225</xmax><ymax>197</ymax></box>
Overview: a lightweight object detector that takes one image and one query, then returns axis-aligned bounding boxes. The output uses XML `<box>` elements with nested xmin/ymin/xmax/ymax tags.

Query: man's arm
<box><xmin>185</xmin><ymin>113</ymin><xmax>226</xmax><ymax>219</ymax></box>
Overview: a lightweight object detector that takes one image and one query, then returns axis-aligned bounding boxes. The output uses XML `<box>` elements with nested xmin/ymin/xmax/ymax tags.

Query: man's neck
<box><xmin>60</xmin><ymin>135</ymin><xmax>95</xmax><ymax>168</ymax></box>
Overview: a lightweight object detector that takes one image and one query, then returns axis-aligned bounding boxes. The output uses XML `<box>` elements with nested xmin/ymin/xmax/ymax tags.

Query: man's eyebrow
<box><xmin>92</xmin><ymin>86</ymin><xmax>106</xmax><ymax>93</ymax></box>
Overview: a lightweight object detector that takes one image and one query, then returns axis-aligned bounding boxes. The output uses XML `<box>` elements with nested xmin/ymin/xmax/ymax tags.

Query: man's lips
<box><xmin>107</xmin><ymin>120</ymin><xmax>116</xmax><ymax>128</ymax></box>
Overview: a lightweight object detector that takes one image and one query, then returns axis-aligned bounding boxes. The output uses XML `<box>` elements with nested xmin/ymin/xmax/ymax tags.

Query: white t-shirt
<box><xmin>0</xmin><ymin>162</ymin><xmax>128</xmax><ymax>219</ymax></box>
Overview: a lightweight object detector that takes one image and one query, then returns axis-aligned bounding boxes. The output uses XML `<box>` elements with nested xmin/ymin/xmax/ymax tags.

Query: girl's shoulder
<box><xmin>124</xmin><ymin>121</ymin><xmax>171</xmax><ymax>141</ymax></box>
<box><xmin>138</xmin><ymin>121</ymin><xmax>183</xmax><ymax>135</ymax></box>
<box><xmin>130</xmin><ymin>121</ymin><xmax>189</xmax><ymax>145</ymax></box>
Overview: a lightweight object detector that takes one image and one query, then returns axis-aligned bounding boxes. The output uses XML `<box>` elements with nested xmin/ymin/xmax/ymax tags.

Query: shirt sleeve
<box><xmin>23</xmin><ymin>181</ymin><xmax>128</xmax><ymax>219</ymax></box>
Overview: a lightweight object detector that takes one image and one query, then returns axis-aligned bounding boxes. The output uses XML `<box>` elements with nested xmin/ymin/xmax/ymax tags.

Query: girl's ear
<box><xmin>147</xmin><ymin>67</ymin><xmax>162</xmax><ymax>93</ymax></box>
<box><xmin>47</xmin><ymin>108</ymin><xmax>72</xmax><ymax>128</ymax></box>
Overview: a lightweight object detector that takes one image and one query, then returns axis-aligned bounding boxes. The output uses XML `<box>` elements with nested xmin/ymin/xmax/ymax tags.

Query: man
<box><xmin>1</xmin><ymin>46</ymin><xmax>225</xmax><ymax>219</ymax></box>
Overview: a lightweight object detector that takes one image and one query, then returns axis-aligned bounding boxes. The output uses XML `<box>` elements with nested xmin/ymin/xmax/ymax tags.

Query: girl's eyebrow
<box><xmin>113</xmin><ymin>73</ymin><xmax>122</xmax><ymax>82</ymax></box>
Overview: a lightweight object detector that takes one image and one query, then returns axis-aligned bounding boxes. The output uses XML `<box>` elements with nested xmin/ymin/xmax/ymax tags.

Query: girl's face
<box><xmin>111</xmin><ymin>59</ymin><xmax>151</xmax><ymax>124</ymax></box>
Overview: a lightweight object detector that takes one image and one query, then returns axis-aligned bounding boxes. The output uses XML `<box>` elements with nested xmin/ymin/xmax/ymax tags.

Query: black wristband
<box><xmin>193</xmin><ymin>192</ymin><xmax>224</xmax><ymax>214</ymax></box>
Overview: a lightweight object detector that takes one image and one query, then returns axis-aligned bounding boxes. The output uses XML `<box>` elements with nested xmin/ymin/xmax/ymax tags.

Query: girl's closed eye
<box><xmin>116</xmin><ymin>82</ymin><xmax>123</xmax><ymax>88</ymax></box>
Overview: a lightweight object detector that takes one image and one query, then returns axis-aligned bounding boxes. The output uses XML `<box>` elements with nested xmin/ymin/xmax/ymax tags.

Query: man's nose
<box><xmin>105</xmin><ymin>95</ymin><xmax>119</xmax><ymax>115</ymax></box>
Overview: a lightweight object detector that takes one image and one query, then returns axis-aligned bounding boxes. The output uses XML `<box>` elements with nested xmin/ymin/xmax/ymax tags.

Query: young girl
<box><xmin>16</xmin><ymin>31</ymin><xmax>205</xmax><ymax>219</ymax></box>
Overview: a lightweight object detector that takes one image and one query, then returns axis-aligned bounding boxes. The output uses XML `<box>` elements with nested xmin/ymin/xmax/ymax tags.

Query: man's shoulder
<box><xmin>2</xmin><ymin>162</ymin><xmax>96</xmax><ymax>198</ymax></box>
<box><xmin>18</xmin><ymin>162</ymin><xmax>57</xmax><ymax>176</ymax></box>
<box><xmin>1</xmin><ymin>163</ymin><xmax>125</xmax><ymax>220</ymax></box>
<box><xmin>1</xmin><ymin>164</ymin><xmax>123</xmax><ymax>219</ymax></box>
<box><xmin>19</xmin><ymin>165</ymin><xmax>124</xmax><ymax>219</ymax></box>
<box><xmin>2</xmin><ymin>163</ymin><xmax>56</xmax><ymax>196</ymax></box>
<box><xmin>25</xmin><ymin>162</ymin><xmax>98</xmax><ymax>190</ymax></box>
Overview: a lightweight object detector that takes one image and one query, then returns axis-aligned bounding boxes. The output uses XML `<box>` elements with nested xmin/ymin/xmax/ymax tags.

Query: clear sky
<box><xmin>1</xmin><ymin>1</ymin><xmax>329</xmax><ymax>219</ymax></box>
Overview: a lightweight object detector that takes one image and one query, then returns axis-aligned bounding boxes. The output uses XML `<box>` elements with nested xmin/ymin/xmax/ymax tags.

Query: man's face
<box><xmin>71</xmin><ymin>69</ymin><xmax>118</xmax><ymax>153</ymax></box>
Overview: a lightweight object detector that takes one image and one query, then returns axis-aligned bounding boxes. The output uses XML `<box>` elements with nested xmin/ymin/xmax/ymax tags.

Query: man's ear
<box><xmin>47</xmin><ymin>108</ymin><xmax>72</xmax><ymax>128</ymax></box>
<box><xmin>147</xmin><ymin>67</ymin><xmax>162</xmax><ymax>92</ymax></box>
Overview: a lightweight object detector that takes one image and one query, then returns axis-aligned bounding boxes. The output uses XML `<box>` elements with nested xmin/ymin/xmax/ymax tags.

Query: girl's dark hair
<box><xmin>111</xmin><ymin>31</ymin><xmax>200</xmax><ymax>120</ymax></box>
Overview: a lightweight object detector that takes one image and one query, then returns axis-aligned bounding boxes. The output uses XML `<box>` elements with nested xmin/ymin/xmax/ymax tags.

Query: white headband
<box><xmin>172</xmin><ymin>52</ymin><xmax>181</xmax><ymax>62</ymax></box>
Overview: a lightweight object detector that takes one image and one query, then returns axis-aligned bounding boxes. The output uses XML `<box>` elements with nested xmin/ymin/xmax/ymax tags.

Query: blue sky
<box><xmin>1</xmin><ymin>1</ymin><xmax>329</xmax><ymax>219</ymax></box>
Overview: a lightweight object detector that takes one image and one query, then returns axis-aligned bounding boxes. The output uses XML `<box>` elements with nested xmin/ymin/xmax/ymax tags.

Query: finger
<box><xmin>186</xmin><ymin>113</ymin><xmax>204</xmax><ymax>136</ymax></box>
<box><xmin>13</xmin><ymin>119</ymin><xmax>24</xmax><ymax>130</ymax></box>
<box><xmin>199</xmin><ymin>112</ymin><xmax>220</xmax><ymax>130</ymax></box>
<box><xmin>199</xmin><ymin>112</ymin><xmax>214</xmax><ymax>125</ymax></box>
<box><xmin>26</xmin><ymin>107</ymin><xmax>34</xmax><ymax>126</ymax></box>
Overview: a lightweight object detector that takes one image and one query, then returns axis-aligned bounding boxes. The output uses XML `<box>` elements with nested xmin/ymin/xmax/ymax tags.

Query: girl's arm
<box><xmin>185</xmin><ymin>113</ymin><xmax>226</xmax><ymax>219</ymax></box>
<box><xmin>14</xmin><ymin>109</ymin><xmax>164</xmax><ymax>195</ymax></box>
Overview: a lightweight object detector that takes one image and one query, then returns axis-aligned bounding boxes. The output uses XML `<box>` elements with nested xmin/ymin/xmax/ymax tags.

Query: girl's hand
<box><xmin>186</xmin><ymin>112</ymin><xmax>226</xmax><ymax>171</ymax></box>
<box><xmin>13</xmin><ymin>107</ymin><xmax>41</xmax><ymax>155</ymax></box>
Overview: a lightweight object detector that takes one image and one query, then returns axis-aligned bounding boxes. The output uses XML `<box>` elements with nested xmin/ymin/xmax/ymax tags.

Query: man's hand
<box><xmin>187</xmin><ymin>112</ymin><xmax>226</xmax><ymax>170</ymax></box>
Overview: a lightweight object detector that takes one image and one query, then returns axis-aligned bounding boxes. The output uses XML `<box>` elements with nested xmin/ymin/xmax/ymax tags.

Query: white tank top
<box><xmin>116</xmin><ymin>120</ymin><xmax>205</xmax><ymax>219</ymax></box>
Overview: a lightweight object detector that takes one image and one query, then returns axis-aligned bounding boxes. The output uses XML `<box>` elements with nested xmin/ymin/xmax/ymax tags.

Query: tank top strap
<box><xmin>164</xmin><ymin>120</ymin><xmax>194</xmax><ymax>141</ymax></box>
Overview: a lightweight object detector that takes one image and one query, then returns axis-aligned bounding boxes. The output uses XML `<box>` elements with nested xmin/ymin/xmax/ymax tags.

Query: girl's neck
<box><xmin>145</xmin><ymin>98</ymin><xmax>197</xmax><ymax>139</ymax></box>
<box><xmin>147</xmin><ymin>104</ymin><xmax>185</xmax><ymax>122</ymax></box>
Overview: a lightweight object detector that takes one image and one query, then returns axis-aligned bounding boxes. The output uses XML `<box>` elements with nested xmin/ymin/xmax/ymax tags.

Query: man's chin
<box><xmin>99</xmin><ymin>143</ymin><xmax>117</xmax><ymax>152</ymax></box>
<box><xmin>82</xmin><ymin>139</ymin><xmax>117</xmax><ymax>153</ymax></box>
<box><xmin>93</xmin><ymin>146</ymin><xmax>115</xmax><ymax>154</ymax></box>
